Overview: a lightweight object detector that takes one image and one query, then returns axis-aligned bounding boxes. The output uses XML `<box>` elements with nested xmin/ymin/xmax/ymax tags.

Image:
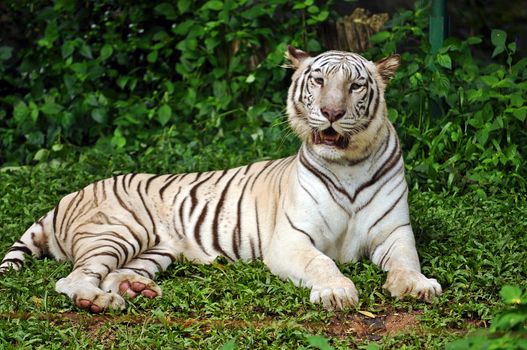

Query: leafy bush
<box><xmin>0</xmin><ymin>0</ymin><xmax>331</xmax><ymax>164</ymax></box>
<box><xmin>1</xmin><ymin>1</ymin><xmax>526</xmax><ymax>194</ymax></box>
<box><xmin>447</xmin><ymin>285</ymin><xmax>527</xmax><ymax>350</ymax></box>
<box><xmin>364</xmin><ymin>4</ymin><xmax>527</xmax><ymax>193</ymax></box>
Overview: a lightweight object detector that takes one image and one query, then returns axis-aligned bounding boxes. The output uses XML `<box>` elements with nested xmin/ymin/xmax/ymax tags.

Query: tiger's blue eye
<box><xmin>314</xmin><ymin>77</ymin><xmax>324</xmax><ymax>85</ymax></box>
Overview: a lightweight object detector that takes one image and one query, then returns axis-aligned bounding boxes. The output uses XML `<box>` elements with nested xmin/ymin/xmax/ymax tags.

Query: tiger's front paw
<box><xmin>383</xmin><ymin>268</ymin><xmax>442</xmax><ymax>302</ymax></box>
<box><xmin>309</xmin><ymin>277</ymin><xmax>359</xmax><ymax>310</ymax></box>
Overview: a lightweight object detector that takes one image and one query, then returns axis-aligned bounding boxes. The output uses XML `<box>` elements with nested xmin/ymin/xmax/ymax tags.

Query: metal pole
<box><xmin>429</xmin><ymin>0</ymin><xmax>445</xmax><ymax>54</ymax></box>
<box><xmin>429</xmin><ymin>0</ymin><xmax>446</xmax><ymax>117</ymax></box>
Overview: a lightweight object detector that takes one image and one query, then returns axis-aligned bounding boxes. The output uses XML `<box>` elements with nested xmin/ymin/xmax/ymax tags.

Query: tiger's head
<box><xmin>286</xmin><ymin>46</ymin><xmax>400</xmax><ymax>161</ymax></box>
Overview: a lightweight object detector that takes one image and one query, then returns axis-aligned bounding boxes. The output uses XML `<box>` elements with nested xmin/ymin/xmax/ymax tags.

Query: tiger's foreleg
<box><xmin>370</xmin><ymin>225</ymin><xmax>442</xmax><ymax>302</ymax></box>
<box><xmin>264</xmin><ymin>230</ymin><xmax>358</xmax><ymax>310</ymax></box>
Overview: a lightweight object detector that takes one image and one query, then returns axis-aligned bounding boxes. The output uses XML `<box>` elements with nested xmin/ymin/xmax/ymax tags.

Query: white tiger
<box><xmin>0</xmin><ymin>46</ymin><xmax>442</xmax><ymax>312</ymax></box>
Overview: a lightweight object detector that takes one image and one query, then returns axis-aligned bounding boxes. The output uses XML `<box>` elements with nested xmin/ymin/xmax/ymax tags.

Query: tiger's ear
<box><xmin>286</xmin><ymin>45</ymin><xmax>310</xmax><ymax>69</ymax></box>
<box><xmin>375</xmin><ymin>54</ymin><xmax>400</xmax><ymax>84</ymax></box>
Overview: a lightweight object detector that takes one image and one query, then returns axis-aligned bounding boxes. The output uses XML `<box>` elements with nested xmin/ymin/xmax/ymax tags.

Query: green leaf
<box><xmin>111</xmin><ymin>128</ymin><xmax>126</xmax><ymax>149</ymax></box>
<box><xmin>307</xmin><ymin>335</ymin><xmax>334</xmax><ymax>350</ymax></box>
<box><xmin>491</xmin><ymin>29</ymin><xmax>506</xmax><ymax>57</ymax></box>
<box><xmin>218</xmin><ymin>339</ymin><xmax>236</xmax><ymax>350</ymax></box>
<box><xmin>177</xmin><ymin>0</ymin><xmax>191</xmax><ymax>13</ymax></box>
<box><xmin>437</xmin><ymin>53</ymin><xmax>452</xmax><ymax>69</ymax></box>
<box><xmin>203</xmin><ymin>0</ymin><xmax>223</xmax><ymax>11</ymax></box>
<box><xmin>480</xmin><ymin>75</ymin><xmax>499</xmax><ymax>87</ymax></box>
<box><xmin>491</xmin><ymin>29</ymin><xmax>507</xmax><ymax>48</ymax></box>
<box><xmin>41</xmin><ymin>101</ymin><xmax>63</xmax><ymax>115</ymax></box>
<box><xmin>500</xmin><ymin>285</ymin><xmax>523</xmax><ymax>304</ymax></box>
<box><xmin>147</xmin><ymin>50</ymin><xmax>158</xmax><ymax>63</ymax></box>
<box><xmin>33</xmin><ymin>149</ymin><xmax>49</xmax><ymax>162</ymax></box>
<box><xmin>510</xmin><ymin>93</ymin><xmax>524</xmax><ymax>108</ymax></box>
<box><xmin>79</xmin><ymin>42</ymin><xmax>93</xmax><ymax>59</ymax></box>
<box><xmin>369</xmin><ymin>31</ymin><xmax>391</xmax><ymax>44</ymax></box>
<box><xmin>245</xmin><ymin>74</ymin><xmax>255</xmax><ymax>84</ymax></box>
<box><xmin>0</xmin><ymin>46</ymin><xmax>13</xmax><ymax>61</ymax></box>
<box><xmin>117</xmin><ymin>76</ymin><xmax>129</xmax><ymax>90</ymax></box>
<box><xmin>44</xmin><ymin>21</ymin><xmax>59</xmax><ymax>45</ymax></box>
<box><xmin>466</xmin><ymin>36</ymin><xmax>482</xmax><ymax>45</ymax></box>
<box><xmin>154</xmin><ymin>3</ymin><xmax>178</xmax><ymax>19</ymax></box>
<box><xmin>61</xmin><ymin>41</ymin><xmax>75</xmax><ymax>58</ymax></box>
<box><xmin>512</xmin><ymin>107</ymin><xmax>527</xmax><ymax>121</ymax></box>
<box><xmin>158</xmin><ymin>105</ymin><xmax>172</xmax><ymax>126</ymax></box>
<box><xmin>492</xmin><ymin>46</ymin><xmax>505</xmax><ymax>58</ymax></box>
<box><xmin>100</xmin><ymin>44</ymin><xmax>113</xmax><ymax>60</ymax></box>
<box><xmin>91</xmin><ymin>108</ymin><xmax>107</xmax><ymax>124</ymax></box>
<box><xmin>13</xmin><ymin>101</ymin><xmax>30</xmax><ymax>122</ymax></box>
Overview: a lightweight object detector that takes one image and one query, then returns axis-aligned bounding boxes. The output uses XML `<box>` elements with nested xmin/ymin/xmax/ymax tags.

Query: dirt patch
<box><xmin>0</xmin><ymin>308</ymin><xmax>479</xmax><ymax>342</ymax></box>
<box><xmin>310</xmin><ymin>310</ymin><xmax>423</xmax><ymax>341</ymax></box>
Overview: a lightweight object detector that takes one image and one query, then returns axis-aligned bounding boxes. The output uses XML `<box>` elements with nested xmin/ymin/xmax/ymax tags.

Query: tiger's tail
<box><xmin>0</xmin><ymin>210</ymin><xmax>57</xmax><ymax>273</ymax></box>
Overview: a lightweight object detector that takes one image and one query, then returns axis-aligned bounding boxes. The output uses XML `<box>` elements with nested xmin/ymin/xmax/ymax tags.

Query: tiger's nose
<box><xmin>320</xmin><ymin>107</ymin><xmax>346</xmax><ymax>122</ymax></box>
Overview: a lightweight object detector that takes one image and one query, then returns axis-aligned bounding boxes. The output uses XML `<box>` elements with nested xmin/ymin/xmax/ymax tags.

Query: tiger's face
<box><xmin>286</xmin><ymin>46</ymin><xmax>400</xmax><ymax>161</ymax></box>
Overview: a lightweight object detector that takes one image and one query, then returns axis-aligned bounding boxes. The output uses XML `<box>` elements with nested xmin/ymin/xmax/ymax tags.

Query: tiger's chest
<box><xmin>290</xmin><ymin>157</ymin><xmax>407</xmax><ymax>263</ymax></box>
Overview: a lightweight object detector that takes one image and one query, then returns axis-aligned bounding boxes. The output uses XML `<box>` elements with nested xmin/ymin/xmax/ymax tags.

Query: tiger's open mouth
<box><xmin>312</xmin><ymin>127</ymin><xmax>349</xmax><ymax>149</ymax></box>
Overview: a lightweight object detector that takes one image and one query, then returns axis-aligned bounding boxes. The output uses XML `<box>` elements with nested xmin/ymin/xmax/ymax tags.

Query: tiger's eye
<box><xmin>349</xmin><ymin>83</ymin><xmax>362</xmax><ymax>92</ymax></box>
<box><xmin>314</xmin><ymin>77</ymin><xmax>324</xmax><ymax>85</ymax></box>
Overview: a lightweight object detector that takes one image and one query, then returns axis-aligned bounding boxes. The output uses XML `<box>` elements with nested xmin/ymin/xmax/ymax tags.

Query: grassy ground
<box><xmin>0</xmin><ymin>150</ymin><xmax>526</xmax><ymax>349</ymax></box>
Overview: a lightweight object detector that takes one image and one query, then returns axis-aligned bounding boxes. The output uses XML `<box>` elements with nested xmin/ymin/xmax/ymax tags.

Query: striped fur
<box><xmin>0</xmin><ymin>47</ymin><xmax>441</xmax><ymax>312</ymax></box>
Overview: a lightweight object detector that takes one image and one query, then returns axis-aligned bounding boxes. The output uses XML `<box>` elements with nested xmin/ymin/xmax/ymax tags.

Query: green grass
<box><xmin>0</xmin><ymin>149</ymin><xmax>526</xmax><ymax>349</ymax></box>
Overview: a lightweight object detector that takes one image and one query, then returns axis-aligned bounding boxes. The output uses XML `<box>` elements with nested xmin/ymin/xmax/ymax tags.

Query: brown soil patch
<box><xmin>0</xmin><ymin>309</ymin><xmax>479</xmax><ymax>341</ymax></box>
<box><xmin>321</xmin><ymin>310</ymin><xmax>423</xmax><ymax>341</ymax></box>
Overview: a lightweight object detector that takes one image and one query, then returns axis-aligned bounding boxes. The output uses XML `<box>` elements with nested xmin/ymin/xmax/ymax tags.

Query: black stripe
<box><xmin>75</xmin><ymin>250</ymin><xmax>120</xmax><ymax>268</ymax></box>
<box><xmin>145</xmin><ymin>174</ymin><xmax>163</xmax><ymax>194</ymax></box>
<box><xmin>211</xmin><ymin>168</ymin><xmax>242</xmax><ymax>260</ymax></box>
<box><xmin>137</xmin><ymin>188</ymin><xmax>159</xmax><ymax>247</ymax></box>
<box><xmin>213</xmin><ymin>169</ymin><xmax>228</xmax><ymax>185</ymax></box>
<box><xmin>232</xmin><ymin>176</ymin><xmax>251</xmax><ymax>260</ymax></box>
<box><xmin>159</xmin><ymin>174</ymin><xmax>180</xmax><ymax>200</ymax></box>
<box><xmin>97</xmin><ymin>237</ymin><xmax>130</xmax><ymax>264</ymax></box>
<box><xmin>357</xmin><ymin>163</ymin><xmax>404</xmax><ymax>212</ymax></box>
<box><xmin>298</xmin><ymin>180</ymin><xmax>319</xmax><ymax>204</ymax></box>
<box><xmin>113</xmin><ymin>178</ymin><xmax>147</xmax><ymax>252</ymax></box>
<box><xmin>249</xmin><ymin>159</ymin><xmax>279</xmax><ymax>192</ymax></box>
<box><xmin>8</xmin><ymin>245</ymin><xmax>32</xmax><ymax>256</ymax></box>
<box><xmin>368</xmin><ymin>187</ymin><xmax>408</xmax><ymax>234</ymax></box>
<box><xmin>193</xmin><ymin>202</ymin><xmax>210</xmax><ymax>256</ymax></box>
<box><xmin>254</xmin><ymin>200</ymin><xmax>262</xmax><ymax>258</ymax></box>
<box><xmin>124</xmin><ymin>267</ymin><xmax>153</xmax><ymax>279</ymax></box>
<box><xmin>354</xmin><ymin>138</ymin><xmax>401</xmax><ymax>200</ymax></box>
<box><xmin>189</xmin><ymin>172</ymin><xmax>216</xmax><ymax>215</ymax></box>
<box><xmin>60</xmin><ymin>189</ymin><xmax>85</xmax><ymax>238</ymax></box>
<box><xmin>299</xmin><ymin>150</ymin><xmax>351</xmax><ymax>211</ymax></box>
<box><xmin>136</xmin><ymin>256</ymin><xmax>163</xmax><ymax>271</ymax></box>
<box><xmin>0</xmin><ymin>258</ymin><xmax>23</xmax><ymax>266</ymax></box>
<box><xmin>122</xmin><ymin>175</ymin><xmax>130</xmax><ymax>195</ymax></box>
<box><xmin>285</xmin><ymin>213</ymin><xmax>315</xmax><ymax>245</ymax></box>
<box><xmin>144</xmin><ymin>250</ymin><xmax>177</xmax><ymax>262</ymax></box>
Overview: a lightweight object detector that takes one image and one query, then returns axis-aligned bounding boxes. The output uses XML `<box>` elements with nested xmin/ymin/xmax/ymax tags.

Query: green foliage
<box><xmin>0</xmin><ymin>0</ymin><xmax>332</xmax><ymax>164</ymax></box>
<box><xmin>447</xmin><ymin>285</ymin><xmax>527</xmax><ymax>350</ymax></box>
<box><xmin>366</xmin><ymin>3</ymin><xmax>527</xmax><ymax>193</ymax></box>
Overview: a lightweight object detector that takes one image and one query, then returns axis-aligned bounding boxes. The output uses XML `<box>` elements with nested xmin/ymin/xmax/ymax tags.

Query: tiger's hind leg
<box><xmin>54</xmin><ymin>232</ymin><xmax>136</xmax><ymax>313</ymax></box>
<box><xmin>100</xmin><ymin>246</ymin><xmax>177</xmax><ymax>300</ymax></box>
<box><xmin>55</xmin><ymin>263</ymin><xmax>126</xmax><ymax>313</ymax></box>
